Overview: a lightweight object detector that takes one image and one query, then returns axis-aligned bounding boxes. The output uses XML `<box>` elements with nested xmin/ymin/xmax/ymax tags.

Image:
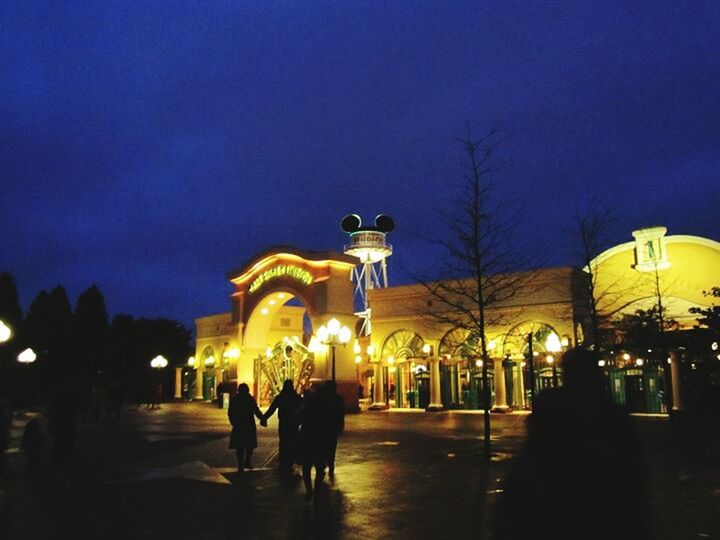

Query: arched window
<box><xmin>502</xmin><ymin>321</ymin><xmax>559</xmax><ymax>359</ymax></box>
<box><xmin>380</xmin><ymin>330</ymin><xmax>425</xmax><ymax>360</ymax></box>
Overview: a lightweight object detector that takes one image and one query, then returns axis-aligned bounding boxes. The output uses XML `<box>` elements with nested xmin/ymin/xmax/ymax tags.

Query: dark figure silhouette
<box><xmin>325</xmin><ymin>381</ymin><xmax>345</xmax><ymax>479</ymax></box>
<box><xmin>264</xmin><ymin>379</ymin><xmax>302</xmax><ymax>475</ymax></box>
<box><xmin>228</xmin><ymin>383</ymin><xmax>265</xmax><ymax>471</ymax></box>
<box><xmin>297</xmin><ymin>382</ymin><xmax>336</xmax><ymax>502</ymax></box>
<box><xmin>495</xmin><ymin>348</ymin><xmax>647</xmax><ymax>540</ymax></box>
<box><xmin>21</xmin><ymin>418</ymin><xmax>45</xmax><ymax>470</ymax></box>
<box><xmin>48</xmin><ymin>383</ymin><xmax>79</xmax><ymax>464</ymax></box>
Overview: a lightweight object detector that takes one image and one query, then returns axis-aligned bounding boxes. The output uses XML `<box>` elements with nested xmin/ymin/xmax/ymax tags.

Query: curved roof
<box><xmin>589</xmin><ymin>233</ymin><xmax>720</xmax><ymax>269</ymax></box>
<box><xmin>227</xmin><ymin>245</ymin><xmax>357</xmax><ymax>280</ymax></box>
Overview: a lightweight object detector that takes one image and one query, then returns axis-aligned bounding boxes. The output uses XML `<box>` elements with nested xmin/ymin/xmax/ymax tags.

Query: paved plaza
<box><xmin>1</xmin><ymin>402</ymin><xmax>719</xmax><ymax>539</ymax></box>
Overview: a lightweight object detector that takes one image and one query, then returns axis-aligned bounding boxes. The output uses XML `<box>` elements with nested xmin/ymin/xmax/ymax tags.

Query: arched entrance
<box><xmin>226</xmin><ymin>248</ymin><xmax>358</xmax><ymax>408</ymax></box>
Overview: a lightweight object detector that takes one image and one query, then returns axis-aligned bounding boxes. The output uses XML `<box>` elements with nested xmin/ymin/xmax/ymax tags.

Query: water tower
<box><xmin>341</xmin><ymin>214</ymin><xmax>394</xmax><ymax>336</ymax></box>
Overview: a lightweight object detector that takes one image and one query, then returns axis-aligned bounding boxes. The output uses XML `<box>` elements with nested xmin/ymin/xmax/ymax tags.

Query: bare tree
<box><xmin>417</xmin><ymin>127</ymin><xmax>536</xmax><ymax>459</ymax></box>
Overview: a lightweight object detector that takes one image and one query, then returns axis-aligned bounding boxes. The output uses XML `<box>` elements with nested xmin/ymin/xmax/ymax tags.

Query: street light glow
<box><xmin>151</xmin><ymin>355</ymin><xmax>168</xmax><ymax>368</ymax></box>
<box><xmin>545</xmin><ymin>332</ymin><xmax>562</xmax><ymax>353</ymax></box>
<box><xmin>17</xmin><ymin>348</ymin><xmax>37</xmax><ymax>363</ymax></box>
<box><xmin>188</xmin><ymin>356</ymin><xmax>196</xmax><ymax>367</ymax></box>
<box><xmin>0</xmin><ymin>320</ymin><xmax>12</xmax><ymax>343</ymax></box>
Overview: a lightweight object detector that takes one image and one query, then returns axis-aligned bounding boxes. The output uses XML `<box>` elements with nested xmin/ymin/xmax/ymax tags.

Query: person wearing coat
<box><xmin>264</xmin><ymin>379</ymin><xmax>302</xmax><ymax>475</ymax></box>
<box><xmin>228</xmin><ymin>383</ymin><xmax>265</xmax><ymax>471</ymax></box>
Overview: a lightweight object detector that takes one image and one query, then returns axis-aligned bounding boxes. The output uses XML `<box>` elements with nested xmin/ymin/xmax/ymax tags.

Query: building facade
<box><xmin>190</xmin><ymin>227</ymin><xmax>719</xmax><ymax>413</ymax></box>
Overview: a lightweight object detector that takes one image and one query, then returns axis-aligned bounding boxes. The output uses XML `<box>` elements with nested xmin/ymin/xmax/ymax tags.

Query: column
<box><xmin>492</xmin><ymin>358</ymin><xmax>509</xmax><ymax>412</ymax></box>
<box><xmin>370</xmin><ymin>362</ymin><xmax>387</xmax><ymax>409</ymax></box>
<box><xmin>174</xmin><ymin>367</ymin><xmax>183</xmax><ymax>399</ymax></box>
<box><xmin>427</xmin><ymin>358</ymin><xmax>443</xmax><ymax>411</ymax></box>
<box><xmin>194</xmin><ymin>366</ymin><xmax>205</xmax><ymax>400</ymax></box>
<box><xmin>515</xmin><ymin>363</ymin><xmax>526</xmax><ymax>409</ymax></box>
<box><xmin>669</xmin><ymin>350</ymin><xmax>684</xmax><ymax>411</ymax></box>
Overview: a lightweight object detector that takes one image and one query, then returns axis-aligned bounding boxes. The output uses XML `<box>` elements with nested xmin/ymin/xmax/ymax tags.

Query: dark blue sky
<box><xmin>2</xmin><ymin>1</ymin><xmax>719</xmax><ymax>329</ymax></box>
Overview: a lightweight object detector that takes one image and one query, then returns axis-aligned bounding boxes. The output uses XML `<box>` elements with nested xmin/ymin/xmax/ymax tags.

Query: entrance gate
<box><xmin>223</xmin><ymin>248</ymin><xmax>359</xmax><ymax>408</ymax></box>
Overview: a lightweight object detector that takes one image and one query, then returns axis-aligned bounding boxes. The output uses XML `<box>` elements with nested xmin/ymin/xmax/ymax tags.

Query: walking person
<box><xmin>263</xmin><ymin>379</ymin><xmax>302</xmax><ymax>476</ymax></box>
<box><xmin>297</xmin><ymin>382</ymin><xmax>334</xmax><ymax>503</ymax></box>
<box><xmin>325</xmin><ymin>381</ymin><xmax>345</xmax><ymax>479</ymax></box>
<box><xmin>228</xmin><ymin>383</ymin><xmax>266</xmax><ymax>472</ymax></box>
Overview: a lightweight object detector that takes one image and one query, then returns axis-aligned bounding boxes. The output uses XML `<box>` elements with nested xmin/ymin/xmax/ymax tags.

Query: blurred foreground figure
<box><xmin>297</xmin><ymin>382</ymin><xmax>336</xmax><ymax>503</ymax></box>
<box><xmin>496</xmin><ymin>348</ymin><xmax>647</xmax><ymax>540</ymax></box>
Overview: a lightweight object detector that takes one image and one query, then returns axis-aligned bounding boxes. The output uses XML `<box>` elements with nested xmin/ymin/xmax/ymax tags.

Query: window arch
<box><xmin>380</xmin><ymin>330</ymin><xmax>425</xmax><ymax>360</ymax></box>
<box><xmin>502</xmin><ymin>321</ymin><xmax>559</xmax><ymax>359</ymax></box>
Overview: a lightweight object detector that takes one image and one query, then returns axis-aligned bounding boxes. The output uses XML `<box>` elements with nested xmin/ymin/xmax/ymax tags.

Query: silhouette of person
<box><xmin>48</xmin><ymin>381</ymin><xmax>79</xmax><ymax>464</ymax></box>
<box><xmin>325</xmin><ymin>381</ymin><xmax>345</xmax><ymax>479</ymax></box>
<box><xmin>495</xmin><ymin>348</ymin><xmax>647</xmax><ymax>540</ymax></box>
<box><xmin>228</xmin><ymin>383</ymin><xmax>265</xmax><ymax>472</ymax></box>
<box><xmin>264</xmin><ymin>379</ymin><xmax>302</xmax><ymax>475</ymax></box>
<box><xmin>21</xmin><ymin>418</ymin><xmax>45</xmax><ymax>470</ymax></box>
<box><xmin>297</xmin><ymin>382</ymin><xmax>335</xmax><ymax>502</ymax></box>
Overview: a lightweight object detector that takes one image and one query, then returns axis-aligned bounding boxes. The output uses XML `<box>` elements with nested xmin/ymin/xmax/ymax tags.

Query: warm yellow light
<box><xmin>17</xmin><ymin>348</ymin><xmax>36</xmax><ymax>364</ymax></box>
<box><xmin>292</xmin><ymin>336</ymin><xmax>300</xmax><ymax>343</ymax></box>
<box><xmin>338</xmin><ymin>326</ymin><xmax>352</xmax><ymax>344</ymax></box>
<box><xmin>265</xmin><ymin>347</ymin><xmax>272</xmax><ymax>359</ymax></box>
<box><xmin>545</xmin><ymin>333</ymin><xmax>562</xmax><ymax>353</ymax></box>
<box><xmin>622</xmin><ymin>353</ymin><xmax>631</xmax><ymax>361</ymax></box>
<box><xmin>188</xmin><ymin>356</ymin><xmax>196</xmax><ymax>367</ymax></box>
<box><xmin>367</xmin><ymin>344</ymin><xmax>375</xmax><ymax>355</ymax></box>
<box><xmin>667</xmin><ymin>357</ymin><xmax>673</xmax><ymax>364</ymax></box>
<box><xmin>388</xmin><ymin>366</ymin><xmax>396</xmax><ymax>373</ymax></box>
<box><xmin>388</xmin><ymin>356</ymin><xmax>395</xmax><ymax>364</ymax></box>
<box><xmin>277</xmin><ymin>293</ymin><xmax>286</xmax><ymax>299</ymax></box>
<box><xmin>520</xmin><ymin>361</ymin><xmax>526</xmax><ymax>367</ymax></box>
<box><xmin>0</xmin><ymin>320</ymin><xmax>11</xmax><ymax>343</ymax></box>
<box><xmin>354</xmin><ymin>355</ymin><xmax>362</xmax><ymax>364</ymax></box>
<box><xmin>598</xmin><ymin>360</ymin><xmax>606</xmax><ymax>367</ymax></box>
<box><xmin>204</xmin><ymin>355</ymin><xmax>215</xmax><ymax>366</ymax></box>
<box><xmin>316</xmin><ymin>326</ymin><xmax>329</xmax><ymax>342</ymax></box>
<box><xmin>422</xmin><ymin>343</ymin><xmax>431</xmax><ymax>355</ymax></box>
<box><xmin>636</xmin><ymin>358</ymin><xmax>644</xmax><ymax>366</ymax></box>
<box><xmin>269</xmin><ymin>299</ymin><xmax>276</xmax><ymax>305</ymax></box>
<box><xmin>487</xmin><ymin>339</ymin><xmax>497</xmax><ymax>351</ymax></box>
<box><xmin>308</xmin><ymin>336</ymin><xmax>321</xmax><ymax>353</ymax></box>
<box><xmin>545</xmin><ymin>355</ymin><xmax>554</xmax><ymax>364</ymax></box>
<box><xmin>260</xmin><ymin>307</ymin><xmax>269</xmax><ymax>315</ymax></box>
<box><xmin>475</xmin><ymin>359</ymin><xmax>483</xmax><ymax>367</ymax></box>
<box><xmin>327</xmin><ymin>318</ymin><xmax>341</xmax><ymax>334</ymax></box>
<box><xmin>561</xmin><ymin>336</ymin><xmax>570</xmax><ymax>348</ymax></box>
<box><xmin>225</xmin><ymin>347</ymin><xmax>240</xmax><ymax>359</ymax></box>
<box><xmin>712</xmin><ymin>341</ymin><xmax>718</xmax><ymax>351</ymax></box>
<box><xmin>353</xmin><ymin>341</ymin><xmax>361</xmax><ymax>354</ymax></box>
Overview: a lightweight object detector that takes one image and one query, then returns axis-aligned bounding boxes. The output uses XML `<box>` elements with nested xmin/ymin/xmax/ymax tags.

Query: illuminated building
<box><xmin>192</xmin><ymin>226</ymin><xmax>719</xmax><ymax>413</ymax></box>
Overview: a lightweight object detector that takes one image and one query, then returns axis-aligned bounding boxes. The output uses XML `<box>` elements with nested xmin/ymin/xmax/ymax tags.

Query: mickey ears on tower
<box><xmin>374</xmin><ymin>214</ymin><xmax>394</xmax><ymax>233</ymax></box>
<box><xmin>341</xmin><ymin>214</ymin><xmax>362</xmax><ymax>233</ymax></box>
<box><xmin>340</xmin><ymin>214</ymin><xmax>394</xmax><ymax>233</ymax></box>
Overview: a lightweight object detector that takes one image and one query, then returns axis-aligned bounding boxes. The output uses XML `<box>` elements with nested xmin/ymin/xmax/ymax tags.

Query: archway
<box><xmin>225</xmin><ymin>248</ymin><xmax>358</xmax><ymax>407</ymax></box>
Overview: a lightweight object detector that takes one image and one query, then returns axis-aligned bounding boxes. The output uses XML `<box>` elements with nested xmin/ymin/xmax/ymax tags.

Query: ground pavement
<box><xmin>1</xmin><ymin>402</ymin><xmax>718</xmax><ymax>539</ymax></box>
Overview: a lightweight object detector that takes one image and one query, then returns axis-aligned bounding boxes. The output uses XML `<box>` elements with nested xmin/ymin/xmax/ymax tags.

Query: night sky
<box><xmin>2</xmin><ymin>1</ymin><xmax>719</xmax><ymax>329</ymax></box>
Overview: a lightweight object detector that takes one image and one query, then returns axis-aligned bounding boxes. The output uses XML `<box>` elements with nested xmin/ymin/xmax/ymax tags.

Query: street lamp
<box><xmin>0</xmin><ymin>320</ymin><xmax>12</xmax><ymax>344</ymax></box>
<box><xmin>545</xmin><ymin>332</ymin><xmax>562</xmax><ymax>387</ymax></box>
<box><xmin>316</xmin><ymin>318</ymin><xmax>352</xmax><ymax>381</ymax></box>
<box><xmin>17</xmin><ymin>348</ymin><xmax>37</xmax><ymax>364</ymax></box>
<box><xmin>150</xmin><ymin>355</ymin><xmax>169</xmax><ymax>368</ymax></box>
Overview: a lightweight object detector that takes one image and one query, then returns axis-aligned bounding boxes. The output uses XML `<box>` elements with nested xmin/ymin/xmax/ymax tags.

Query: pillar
<box><xmin>194</xmin><ymin>366</ymin><xmax>205</xmax><ymax>400</ymax></box>
<box><xmin>427</xmin><ymin>358</ymin><xmax>443</xmax><ymax>411</ymax></box>
<box><xmin>492</xmin><ymin>358</ymin><xmax>509</xmax><ymax>412</ymax></box>
<box><xmin>514</xmin><ymin>363</ymin><xmax>525</xmax><ymax>409</ymax></box>
<box><xmin>369</xmin><ymin>363</ymin><xmax>387</xmax><ymax>410</ymax></box>
<box><xmin>669</xmin><ymin>350</ymin><xmax>684</xmax><ymax>411</ymax></box>
<box><xmin>174</xmin><ymin>367</ymin><xmax>183</xmax><ymax>399</ymax></box>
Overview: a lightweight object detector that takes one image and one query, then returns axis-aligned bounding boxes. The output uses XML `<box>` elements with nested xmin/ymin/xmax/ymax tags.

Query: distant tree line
<box><xmin>0</xmin><ymin>272</ymin><xmax>192</xmax><ymax>408</ymax></box>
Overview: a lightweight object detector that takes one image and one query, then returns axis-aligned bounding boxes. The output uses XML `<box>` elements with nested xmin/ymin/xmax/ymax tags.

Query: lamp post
<box><xmin>17</xmin><ymin>348</ymin><xmax>37</xmax><ymax>364</ymax></box>
<box><xmin>546</xmin><ymin>332</ymin><xmax>562</xmax><ymax>387</ymax></box>
<box><xmin>316</xmin><ymin>318</ymin><xmax>352</xmax><ymax>381</ymax></box>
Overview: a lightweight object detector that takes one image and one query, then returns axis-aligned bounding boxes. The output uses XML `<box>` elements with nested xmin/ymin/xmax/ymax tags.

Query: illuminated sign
<box><xmin>249</xmin><ymin>265</ymin><xmax>313</xmax><ymax>293</ymax></box>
